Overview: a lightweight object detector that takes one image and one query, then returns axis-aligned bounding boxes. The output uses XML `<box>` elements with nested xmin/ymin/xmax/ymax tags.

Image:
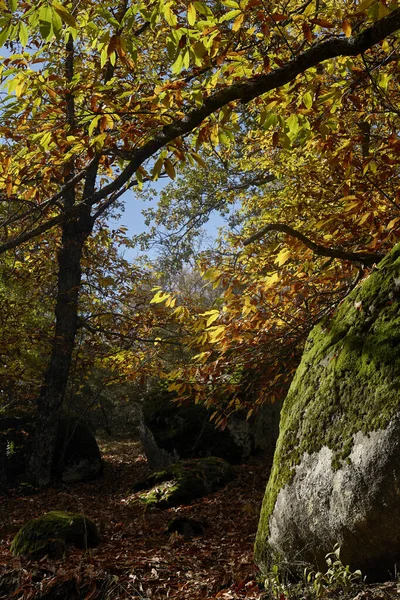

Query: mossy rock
<box><xmin>140</xmin><ymin>388</ymin><xmax>281</xmax><ymax>469</ymax></box>
<box><xmin>132</xmin><ymin>456</ymin><xmax>234</xmax><ymax>508</ymax></box>
<box><xmin>0</xmin><ymin>412</ymin><xmax>102</xmax><ymax>488</ymax></box>
<box><xmin>140</xmin><ymin>390</ymin><xmax>244</xmax><ymax>468</ymax></box>
<box><xmin>11</xmin><ymin>511</ymin><xmax>99</xmax><ymax>558</ymax></box>
<box><xmin>166</xmin><ymin>517</ymin><xmax>205</xmax><ymax>538</ymax></box>
<box><xmin>255</xmin><ymin>243</ymin><xmax>400</xmax><ymax>582</ymax></box>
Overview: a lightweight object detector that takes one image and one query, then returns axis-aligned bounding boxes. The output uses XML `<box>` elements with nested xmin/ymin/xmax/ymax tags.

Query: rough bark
<box><xmin>29</xmin><ymin>205</ymin><xmax>94</xmax><ymax>486</ymax></box>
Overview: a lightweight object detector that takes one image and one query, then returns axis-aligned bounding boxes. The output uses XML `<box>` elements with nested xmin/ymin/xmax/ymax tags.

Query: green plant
<box><xmin>263</xmin><ymin>545</ymin><xmax>362</xmax><ymax>600</ymax></box>
<box><xmin>304</xmin><ymin>544</ymin><xmax>362</xmax><ymax>597</ymax></box>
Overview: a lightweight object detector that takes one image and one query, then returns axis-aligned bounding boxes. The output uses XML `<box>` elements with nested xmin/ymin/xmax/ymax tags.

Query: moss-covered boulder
<box><xmin>132</xmin><ymin>456</ymin><xmax>234</xmax><ymax>508</ymax></box>
<box><xmin>255</xmin><ymin>243</ymin><xmax>400</xmax><ymax>582</ymax></box>
<box><xmin>140</xmin><ymin>389</ymin><xmax>281</xmax><ymax>469</ymax></box>
<box><xmin>0</xmin><ymin>412</ymin><xmax>102</xmax><ymax>488</ymax></box>
<box><xmin>11</xmin><ymin>511</ymin><xmax>99</xmax><ymax>558</ymax></box>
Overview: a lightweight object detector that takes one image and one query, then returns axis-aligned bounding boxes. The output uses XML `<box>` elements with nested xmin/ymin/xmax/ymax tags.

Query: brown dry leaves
<box><xmin>0</xmin><ymin>440</ymin><xmax>269</xmax><ymax>599</ymax></box>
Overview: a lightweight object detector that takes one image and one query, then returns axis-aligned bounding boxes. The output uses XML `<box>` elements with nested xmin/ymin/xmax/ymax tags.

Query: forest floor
<box><xmin>0</xmin><ymin>438</ymin><xmax>270</xmax><ymax>599</ymax></box>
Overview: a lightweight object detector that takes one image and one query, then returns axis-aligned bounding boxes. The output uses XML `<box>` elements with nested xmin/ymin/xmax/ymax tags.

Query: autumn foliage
<box><xmin>0</xmin><ymin>0</ymin><xmax>399</xmax><ymax>476</ymax></box>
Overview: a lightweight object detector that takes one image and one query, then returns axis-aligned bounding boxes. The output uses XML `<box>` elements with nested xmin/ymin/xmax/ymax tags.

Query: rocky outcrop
<box><xmin>255</xmin><ymin>243</ymin><xmax>400</xmax><ymax>582</ymax></box>
<box><xmin>132</xmin><ymin>456</ymin><xmax>234</xmax><ymax>508</ymax></box>
<box><xmin>11</xmin><ymin>511</ymin><xmax>99</xmax><ymax>558</ymax></box>
<box><xmin>0</xmin><ymin>412</ymin><xmax>103</xmax><ymax>488</ymax></box>
<box><xmin>140</xmin><ymin>389</ymin><xmax>281</xmax><ymax>469</ymax></box>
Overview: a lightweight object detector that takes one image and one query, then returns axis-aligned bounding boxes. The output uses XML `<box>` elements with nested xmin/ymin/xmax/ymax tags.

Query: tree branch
<box><xmin>243</xmin><ymin>222</ymin><xmax>383</xmax><ymax>266</ymax></box>
<box><xmin>89</xmin><ymin>9</ymin><xmax>400</xmax><ymax>205</ymax></box>
<box><xmin>1</xmin><ymin>10</ymin><xmax>399</xmax><ymax>254</ymax></box>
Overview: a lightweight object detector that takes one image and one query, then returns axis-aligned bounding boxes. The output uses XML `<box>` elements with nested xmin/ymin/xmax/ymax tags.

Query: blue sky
<box><xmin>110</xmin><ymin>179</ymin><xmax>228</xmax><ymax>261</ymax></box>
<box><xmin>0</xmin><ymin>45</ymin><xmax>227</xmax><ymax>263</ymax></box>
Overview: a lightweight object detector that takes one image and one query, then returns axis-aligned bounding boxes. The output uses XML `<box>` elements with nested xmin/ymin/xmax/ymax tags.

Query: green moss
<box><xmin>132</xmin><ymin>456</ymin><xmax>234</xmax><ymax>508</ymax></box>
<box><xmin>255</xmin><ymin>243</ymin><xmax>400</xmax><ymax>565</ymax></box>
<box><xmin>11</xmin><ymin>511</ymin><xmax>99</xmax><ymax>558</ymax></box>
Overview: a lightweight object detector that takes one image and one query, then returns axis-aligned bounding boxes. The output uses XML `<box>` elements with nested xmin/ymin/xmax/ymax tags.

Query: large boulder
<box><xmin>140</xmin><ymin>389</ymin><xmax>281</xmax><ymax>469</ymax></box>
<box><xmin>11</xmin><ymin>511</ymin><xmax>99</xmax><ymax>558</ymax></box>
<box><xmin>255</xmin><ymin>243</ymin><xmax>400</xmax><ymax>583</ymax></box>
<box><xmin>132</xmin><ymin>456</ymin><xmax>234</xmax><ymax>508</ymax></box>
<box><xmin>0</xmin><ymin>412</ymin><xmax>103</xmax><ymax>487</ymax></box>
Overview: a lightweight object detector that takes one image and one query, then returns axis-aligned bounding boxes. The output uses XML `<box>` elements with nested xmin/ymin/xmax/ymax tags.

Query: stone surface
<box><xmin>140</xmin><ymin>389</ymin><xmax>281</xmax><ymax>469</ymax></box>
<box><xmin>11</xmin><ymin>510</ymin><xmax>99</xmax><ymax>558</ymax></box>
<box><xmin>255</xmin><ymin>243</ymin><xmax>400</xmax><ymax>582</ymax></box>
<box><xmin>132</xmin><ymin>456</ymin><xmax>234</xmax><ymax>508</ymax></box>
<box><xmin>0</xmin><ymin>412</ymin><xmax>103</xmax><ymax>487</ymax></box>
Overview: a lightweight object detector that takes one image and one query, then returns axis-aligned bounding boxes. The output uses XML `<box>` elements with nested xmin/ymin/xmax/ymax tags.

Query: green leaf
<box><xmin>162</xmin><ymin>2</ymin><xmax>177</xmax><ymax>26</ymax></box>
<box><xmin>0</xmin><ymin>25</ymin><xmax>11</xmax><ymax>48</ymax></box>
<box><xmin>39</xmin><ymin>19</ymin><xmax>53</xmax><ymax>40</ymax></box>
<box><xmin>222</xmin><ymin>0</ymin><xmax>240</xmax><ymax>7</ymax></box>
<box><xmin>51</xmin><ymin>9</ymin><xmax>63</xmax><ymax>36</ymax></box>
<box><xmin>303</xmin><ymin>92</ymin><xmax>313</xmax><ymax>109</ymax></box>
<box><xmin>18</xmin><ymin>22</ymin><xmax>28</xmax><ymax>46</ymax></box>
<box><xmin>171</xmin><ymin>52</ymin><xmax>184</xmax><ymax>74</ymax></box>
<box><xmin>9</xmin><ymin>0</ymin><xmax>17</xmax><ymax>13</ymax></box>
<box><xmin>193</xmin><ymin>1</ymin><xmax>211</xmax><ymax>15</ymax></box>
<box><xmin>88</xmin><ymin>115</ymin><xmax>101</xmax><ymax>136</ymax></box>
<box><xmin>286</xmin><ymin>114</ymin><xmax>299</xmax><ymax>136</ymax></box>
<box><xmin>219</xmin><ymin>8</ymin><xmax>241</xmax><ymax>23</ymax></box>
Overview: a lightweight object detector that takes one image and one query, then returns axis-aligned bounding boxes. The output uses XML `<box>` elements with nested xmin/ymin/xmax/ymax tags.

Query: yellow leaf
<box><xmin>232</xmin><ymin>12</ymin><xmax>244</xmax><ymax>32</ymax></box>
<box><xmin>208</xmin><ymin>325</ymin><xmax>226</xmax><ymax>342</ymax></box>
<box><xmin>275</xmin><ymin>249</ymin><xmax>291</xmax><ymax>266</ymax></box>
<box><xmin>378</xmin><ymin>1</ymin><xmax>390</xmax><ymax>18</ymax></box>
<box><xmin>53</xmin><ymin>2</ymin><xmax>78</xmax><ymax>28</ymax></box>
<box><xmin>387</xmin><ymin>217</ymin><xmax>400</xmax><ymax>230</ymax></box>
<box><xmin>263</xmin><ymin>272</ymin><xmax>280</xmax><ymax>289</ymax></box>
<box><xmin>357</xmin><ymin>0</ymin><xmax>376</xmax><ymax>10</ymax></box>
<box><xmin>344</xmin><ymin>201</ymin><xmax>360</xmax><ymax>212</ymax></box>
<box><xmin>358</xmin><ymin>212</ymin><xmax>371</xmax><ymax>225</ymax></box>
<box><xmin>152</xmin><ymin>157</ymin><xmax>164</xmax><ymax>180</ymax></box>
<box><xmin>188</xmin><ymin>3</ymin><xmax>197</xmax><ymax>26</ymax></box>
<box><xmin>150</xmin><ymin>290</ymin><xmax>170</xmax><ymax>304</ymax></box>
<box><xmin>206</xmin><ymin>311</ymin><xmax>219</xmax><ymax>327</ymax></box>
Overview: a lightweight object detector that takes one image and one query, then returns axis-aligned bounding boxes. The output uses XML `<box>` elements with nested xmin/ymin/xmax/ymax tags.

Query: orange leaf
<box><xmin>269</xmin><ymin>13</ymin><xmax>288</xmax><ymax>22</ymax></box>
<box><xmin>107</xmin><ymin>35</ymin><xmax>118</xmax><ymax>57</ymax></box>
<box><xmin>310</xmin><ymin>18</ymin><xmax>335</xmax><ymax>28</ymax></box>
<box><xmin>302</xmin><ymin>22</ymin><xmax>312</xmax><ymax>43</ymax></box>
<box><xmin>261</xmin><ymin>21</ymin><xmax>270</xmax><ymax>37</ymax></box>
<box><xmin>342</xmin><ymin>19</ymin><xmax>352</xmax><ymax>37</ymax></box>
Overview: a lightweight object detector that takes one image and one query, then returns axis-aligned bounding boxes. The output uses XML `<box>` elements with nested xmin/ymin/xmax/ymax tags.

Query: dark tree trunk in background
<box><xmin>29</xmin><ymin>205</ymin><xmax>94</xmax><ymax>486</ymax></box>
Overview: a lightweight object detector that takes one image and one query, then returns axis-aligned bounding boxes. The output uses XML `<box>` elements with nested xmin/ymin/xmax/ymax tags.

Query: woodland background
<box><xmin>0</xmin><ymin>0</ymin><xmax>400</xmax><ymax>597</ymax></box>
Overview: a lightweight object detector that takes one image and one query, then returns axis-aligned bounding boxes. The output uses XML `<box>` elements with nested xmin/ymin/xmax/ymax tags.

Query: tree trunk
<box><xmin>29</xmin><ymin>205</ymin><xmax>93</xmax><ymax>486</ymax></box>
